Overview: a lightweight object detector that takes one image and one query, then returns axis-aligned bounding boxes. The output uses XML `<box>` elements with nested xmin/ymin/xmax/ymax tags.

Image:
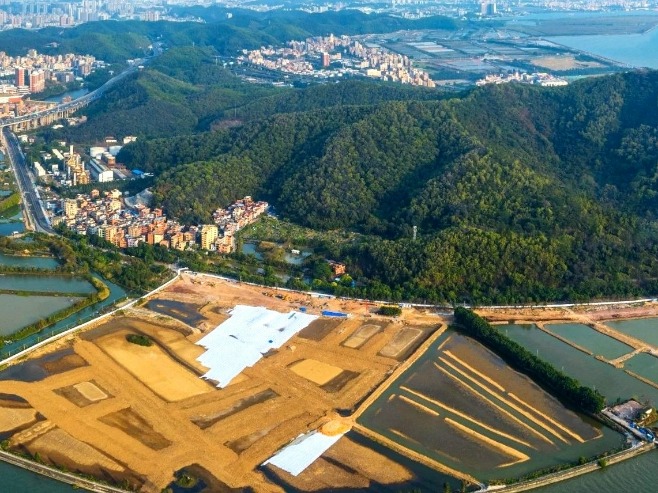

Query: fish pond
<box><xmin>544</xmin><ymin>323</ymin><xmax>632</xmax><ymax>360</ymax></box>
<box><xmin>0</xmin><ymin>275</ymin><xmax>94</xmax><ymax>294</ymax></box>
<box><xmin>606</xmin><ymin>318</ymin><xmax>658</xmax><ymax>347</ymax></box>
<box><xmin>0</xmin><ymin>252</ymin><xmax>59</xmax><ymax>269</ymax></box>
<box><xmin>358</xmin><ymin>328</ymin><xmax>622</xmax><ymax>482</ymax></box>
<box><xmin>0</xmin><ymin>294</ymin><xmax>83</xmax><ymax>336</ymax></box>
<box><xmin>504</xmin><ymin>324</ymin><xmax>658</xmax><ymax>405</ymax></box>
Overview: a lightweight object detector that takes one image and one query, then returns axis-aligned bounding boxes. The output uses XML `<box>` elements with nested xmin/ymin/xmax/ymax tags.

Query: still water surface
<box><xmin>0</xmin><ymin>252</ymin><xmax>59</xmax><ymax>269</ymax></box>
<box><xmin>548</xmin><ymin>25</ymin><xmax>658</xmax><ymax>68</ymax></box>
<box><xmin>0</xmin><ymin>294</ymin><xmax>81</xmax><ymax>336</ymax></box>
<box><xmin>505</xmin><ymin>324</ymin><xmax>658</xmax><ymax>405</ymax></box>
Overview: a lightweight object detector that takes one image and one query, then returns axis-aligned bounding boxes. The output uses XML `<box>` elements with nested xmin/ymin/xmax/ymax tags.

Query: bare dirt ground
<box><xmin>0</xmin><ymin>275</ymin><xmax>447</xmax><ymax>492</ymax></box>
<box><xmin>531</xmin><ymin>55</ymin><xmax>603</xmax><ymax>70</ymax></box>
<box><xmin>477</xmin><ymin>301</ymin><xmax>658</xmax><ymax>324</ymax></box>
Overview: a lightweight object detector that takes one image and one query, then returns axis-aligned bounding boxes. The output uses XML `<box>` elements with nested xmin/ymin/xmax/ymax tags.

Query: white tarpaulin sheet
<box><xmin>196</xmin><ymin>305</ymin><xmax>317</xmax><ymax>388</ymax></box>
<box><xmin>262</xmin><ymin>430</ymin><xmax>344</xmax><ymax>476</ymax></box>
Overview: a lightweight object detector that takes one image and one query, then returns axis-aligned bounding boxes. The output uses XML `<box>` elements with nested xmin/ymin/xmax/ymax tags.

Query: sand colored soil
<box><xmin>0</xmin><ymin>406</ymin><xmax>38</xmax><ymax>432</ymax></box>
<box><xmin>26</xmin><ymin>427</ymin><xmax>123</xmax><ymax>471</ymax></box>
<box><xmin>320</xmin><ymin>419</ymin><xmax>352</xmax><ymax>436</ymax></box>
<box><xmin>266</xmin><ymin>431</ymin><xmax>432</xmax><ymax>492</ymax></box>
<box><xmin>96</xmin><ymin>329</ymin><xmax>214</xmax><ymax>402</ymax></box>
<box><xmin>289</xmin><ymin>359</ymin><xmax>344</xmax><ymax>385</ymax></box>
<box><xmin>73</xmin><ymin>381</ymin><xmax>107</xmax><ymax>402</ymax></box>
<box><xmin>477</xmin><ymin>301</ymin><xmax>658</xmax><ymax>325</ymax></box>
<box><xmin>343</xmin><ymin>324</ymin><xmax>381</xmax><ymax>349</ymax></box>
<box><xmin>122</xmin><ymin>316</ymin><xmax>208</xmax><ymax>374</ymax></box>
<box><xmin>0</xmin><ymin>277</ymin><xmax>454</xmax><ymax>492</ymax></box>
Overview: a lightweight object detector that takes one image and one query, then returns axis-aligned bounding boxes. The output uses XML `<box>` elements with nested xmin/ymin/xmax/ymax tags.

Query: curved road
<box><xmin>0</xmin><ymin>54</ymin><xmax>150</xmax><ymax>128</ymax></box>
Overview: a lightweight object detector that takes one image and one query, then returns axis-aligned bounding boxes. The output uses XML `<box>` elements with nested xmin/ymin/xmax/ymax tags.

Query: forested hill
<box><xmin>46</xmin><ymin>46</ymin><xmax>442</xmax><ymax>141</ymax></box>
<box><xmin>116</xmin><ymin>69</ymin><xmax>658</xmax><ymax>303</ymax></box>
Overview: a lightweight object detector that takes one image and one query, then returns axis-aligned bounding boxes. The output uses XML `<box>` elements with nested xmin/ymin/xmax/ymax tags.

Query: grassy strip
<box><xmin>0</xmin><ymin>192</ymin><xmax>19</xmax><ymax>214</ymax></box>
<box><xmin>453</xmin><ymin>308</ymin><xmax>605</xmax><ymax>414</ymax></box>
<box><xmin>0</xmin><ymin>289</ymin><xmax>87</xmax><ymax>297</ymax></box>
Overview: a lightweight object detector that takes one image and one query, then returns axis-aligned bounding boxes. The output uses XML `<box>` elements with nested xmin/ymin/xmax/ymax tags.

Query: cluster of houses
<box><xmin>56</xmin><ymin>192</ymin><xmax>268</xmax><ymax>253</ymax></box>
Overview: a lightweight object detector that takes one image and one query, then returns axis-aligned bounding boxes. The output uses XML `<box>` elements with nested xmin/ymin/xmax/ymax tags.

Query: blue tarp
<box><xmin>322</xmin><ymin>310</ymin><xmax>347</xmax><ymax>318</ymax></box>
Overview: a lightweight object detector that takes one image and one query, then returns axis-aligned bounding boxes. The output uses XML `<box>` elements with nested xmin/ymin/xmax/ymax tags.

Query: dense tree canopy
<box><xmin>68</xmin><ymin>54</ymin><xmax>658</xmax><ymax>303</ymax></box>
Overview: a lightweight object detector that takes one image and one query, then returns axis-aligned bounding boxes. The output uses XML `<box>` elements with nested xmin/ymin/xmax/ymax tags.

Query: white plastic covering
<box><xmin>262</xmin><ymin>430</ymin><xmax>344</xmax><ymax>476</ymax></box>
<box><xmin>196</xmin><ymin>305</ymin><xmax>317</xmax><ymax>388</ymax></box>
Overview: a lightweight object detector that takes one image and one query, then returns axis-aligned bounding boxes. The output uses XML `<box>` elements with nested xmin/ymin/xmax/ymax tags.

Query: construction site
<box><xmin>4</xmin><ymin>274</ymin><xmax>658</xmax><ymax>491</ymax></box>
<box><xmin>0</xmin><ymin>273</ymin><xmax>455</xmax><ymax>492</ymax></box>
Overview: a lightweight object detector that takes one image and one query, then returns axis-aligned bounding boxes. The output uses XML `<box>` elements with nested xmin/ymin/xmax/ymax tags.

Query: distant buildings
<box><xmin>476</xmin><ymin>72</ymin><xmax>568</xmax><ymax>87</ymax></box>
<box><xmin>240</xmin><ymin>34</ymin><xmax>436</xmax><ymax>88</ymax></box>
<box><xmin>65</xmin><ymin>145</ymin><xmax>90</xmax><ymax>186</ymax></box>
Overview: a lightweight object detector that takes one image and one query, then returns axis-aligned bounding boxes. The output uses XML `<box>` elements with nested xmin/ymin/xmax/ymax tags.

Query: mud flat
<box><xmin>297</xmin><ymin>318</ymin><xmax>343</xmax><ymax>341</ymax></box>
<box><xmin>100</xmin><ymin>407</ymin><xmax>172</xmax><ymax>451</ymax></box>
<box><xmin>145</xmin><ymin>299</ymin><xmax>208</xmax><ymax>327</ymax></box>
<box><xmin>357</xmin><ymin>329</ymin><xmax>622</xmax><ymax>483</ymax></box>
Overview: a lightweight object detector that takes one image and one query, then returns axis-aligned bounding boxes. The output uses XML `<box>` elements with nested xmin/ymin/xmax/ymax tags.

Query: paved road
<box><xmin>0</xmin><ymin>47</ymin><xmax>162</xmax><ymax>234</ymax></box>
<box><xmin>0</xmin><ymin>449</ymin><xmax>131</xmax><ymax>493</ymax></box>
<box><xmin>2</xmin><ymin>127</ymin><xmax>54</xmax><ymax>233</ymax></box>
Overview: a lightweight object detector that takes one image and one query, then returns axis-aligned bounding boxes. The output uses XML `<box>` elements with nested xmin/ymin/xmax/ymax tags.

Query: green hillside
<box><xmin>114</xmin><ymin>70</ymin><xmax>658</xmax><ymax>304</ymax></box>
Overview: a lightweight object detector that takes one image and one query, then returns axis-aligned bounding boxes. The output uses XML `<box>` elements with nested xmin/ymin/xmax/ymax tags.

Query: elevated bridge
<box><xmin>0</xmin><ymin>63</ymin><xmax>140</xmax><ymax>132</ymax></box>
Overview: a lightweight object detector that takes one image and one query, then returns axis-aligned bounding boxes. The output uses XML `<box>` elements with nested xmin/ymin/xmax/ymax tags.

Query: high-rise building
<box><xmin>64</xmin><ymin>198</ymin><xmax>78</xmax><ymax>218</ymax></box>
<box><xmin>481</xmin><ymin>1</ymin><xmax>497</xmax><ymax>15</ymax></box>
<box><xmin>322</xmin><ymin>52</ymin><xmax>331</xmax><ymax>68</ymax></box>
<box><xmin>15</xmin><ymin>67</ymin><xmax>27</xmax><ymax>87</ymax></box>
<box><xmin>28</xmin><ymin>69</ymin><xmax>45</xmax><ymax>93</ymax></box>
<box><xmin>200</xmin><ymin>224</ymin><xmax>218</xmax><ymax>250</ymax></box>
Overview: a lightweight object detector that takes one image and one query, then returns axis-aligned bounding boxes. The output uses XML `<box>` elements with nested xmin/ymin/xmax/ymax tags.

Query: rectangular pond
<box><xmin>624</xmin><ymin>353</ymin><xmax>658</xmax><ymax>387</ymax></box>
<box><xmin>606</xmin><ymin>318</ymin><xmax>658</xmax><ymax>347</ymax></box>
<box><xmin>545</xmin><ymin>323</ymin><xmax>632</xmax><ymax>360</ymax></box>
<box><xmin>0</xmin><ymin>253</ymin><xmax>59</xmax><ymax>269</ymax></box>
<box><xmin>504</xmin><ymin>324</ymin><xmax>658</xmax><ymax>406</ymax></box>
<box><xmin>358</xmin><ymin>329</ymin><xmax>622</xmax><ymax>482</ymax></box>
<box><xmin>0</xmin><ymin>275</ymin><xmax>95</xmax><ymax>294</ymax></box>
<box><xmin>0</xmin><ymin>294</ymin><xmax>82</xmax><ymax>336</ymax></box>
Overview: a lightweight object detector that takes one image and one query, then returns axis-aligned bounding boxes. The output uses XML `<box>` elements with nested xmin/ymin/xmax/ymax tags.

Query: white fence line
<box><xmin>191</xmin><ymin>271</ymin><xmax>656</xmax><ymax>311</ymax></box>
